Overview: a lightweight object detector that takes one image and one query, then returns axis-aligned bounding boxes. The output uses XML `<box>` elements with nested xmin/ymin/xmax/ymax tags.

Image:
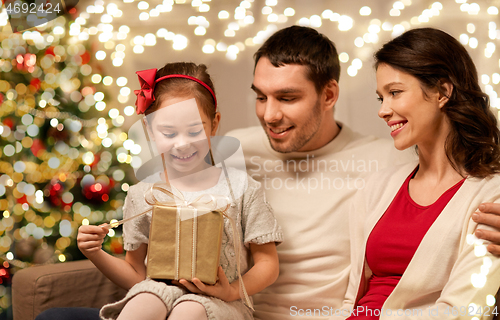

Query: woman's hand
<box><xmin>175</xmin><ymin>267</ymin><xmax>239</xmax><ymax>302</ymax></box>
<box><xmin>77</xmin><ymin>224</ymin><xmax>110</xmax><ymax>259</ymax></box>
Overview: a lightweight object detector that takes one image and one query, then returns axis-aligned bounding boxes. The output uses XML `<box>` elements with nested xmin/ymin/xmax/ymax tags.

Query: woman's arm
<box><xmin>388</xmin><ymin>218</ymin><xmax>500</xmax><ymax>320</ymax></box>
<box><xmin>178</xmin><ymin>242</ymin><xmax>279</xmax><ymax>302</ymax></box>
<box><xmin>77</xmin><ymin>225</ymin><xmax>147</xmax><ymax>290</ymax></box>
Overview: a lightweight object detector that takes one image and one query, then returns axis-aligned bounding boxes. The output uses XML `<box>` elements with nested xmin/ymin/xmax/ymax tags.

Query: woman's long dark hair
<box><xmin>375</xmin><ymin>28</ymin><xmax>500</xmax><ymax>178</ymax></box>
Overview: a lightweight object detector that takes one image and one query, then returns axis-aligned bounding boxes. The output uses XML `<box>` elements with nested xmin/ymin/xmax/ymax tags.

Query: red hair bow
<box><xmin>134</xmin><ymin>68</ymin><xmax>158</xmax><ymax>115</ymax></box>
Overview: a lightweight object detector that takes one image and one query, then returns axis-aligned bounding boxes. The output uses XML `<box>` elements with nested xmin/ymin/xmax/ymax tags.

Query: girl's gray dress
<box><xmin>99</xmin><ymin>168</ymin><xmax>283</xmax><ymax>320</ymax></box>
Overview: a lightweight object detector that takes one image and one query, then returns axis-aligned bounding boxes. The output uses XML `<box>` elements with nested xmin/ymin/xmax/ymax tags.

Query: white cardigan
<box><xmin>338</xmin><ymin>162</ymin><xmax>500</xmax><ymax>320</ymax></box>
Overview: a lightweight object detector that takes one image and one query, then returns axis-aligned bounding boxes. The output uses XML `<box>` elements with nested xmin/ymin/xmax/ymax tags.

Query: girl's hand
<box><xmin>176</xmin><ymin>266</ymin><xmax>239</xmax><ymax>302</ymax></box>
<box><xmin>77</xmin><ymin>224</ymin><xmax>110</xmax><ymax>258</ymax></box>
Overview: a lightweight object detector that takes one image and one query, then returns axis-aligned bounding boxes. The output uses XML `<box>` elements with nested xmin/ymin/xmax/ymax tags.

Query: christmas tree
<box><xmin>0</xmin><ymin>9</ymin><xmax>134</xmax><ymax>318</ymax></box>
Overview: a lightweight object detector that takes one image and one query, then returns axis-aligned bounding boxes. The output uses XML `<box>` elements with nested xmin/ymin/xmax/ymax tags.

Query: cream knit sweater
<box><xmin>228</xmin><ymin>124</ymin><xmax>414</xmax><ymax>319</ymax></box>
<box><xmin>339</xmin><ymin>162</ymin><xmax>500</xmax><ymax>320</ymax></box>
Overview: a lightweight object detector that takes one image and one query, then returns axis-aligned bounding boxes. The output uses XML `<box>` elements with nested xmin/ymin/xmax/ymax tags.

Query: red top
<box><xmin>347</xmin><ymin>168</ymin><xmax>465</xmax><ymax>319</ymax></box>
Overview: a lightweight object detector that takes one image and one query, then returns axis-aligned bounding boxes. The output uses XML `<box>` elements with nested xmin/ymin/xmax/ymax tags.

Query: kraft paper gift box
<box><xmin>147</xmin><ymin>205</ymin><xmax>224</xmax><ymax>285</ymax></box>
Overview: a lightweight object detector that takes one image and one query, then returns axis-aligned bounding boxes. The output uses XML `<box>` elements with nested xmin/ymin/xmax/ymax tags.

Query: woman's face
<box><xmin>147</xmin><ymin>97</ymin><xmax>219</xmax><ymax>175</ymax></box>
<box><xmin>376</xmin><ymin>63</ymin><xmax>449</xmax><ymax>151</ymax></box>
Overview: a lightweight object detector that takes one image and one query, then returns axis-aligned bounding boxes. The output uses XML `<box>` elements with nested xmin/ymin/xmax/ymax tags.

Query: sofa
<box><xmin>12</xmin><ymin>259</ymin><xmax>500</xmax><ymax>320</ymax></box>
<box><xmin>11</xmin><ymin>259</ymin><xmax>126</xmax><ymax>320</ymax></box>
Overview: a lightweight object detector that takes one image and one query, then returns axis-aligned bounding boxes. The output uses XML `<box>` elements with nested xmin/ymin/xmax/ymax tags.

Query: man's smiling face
<box><xmin>252</xmin><ymin>57</ymin><xmax>325</xmax><ymax>153</ymax></box>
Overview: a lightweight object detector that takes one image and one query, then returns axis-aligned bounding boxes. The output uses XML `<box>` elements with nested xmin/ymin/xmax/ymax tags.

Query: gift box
<box><xmin>147</xmin><ymin>205</ymin><xmax>224</xmax><ymax>285</ymax></box>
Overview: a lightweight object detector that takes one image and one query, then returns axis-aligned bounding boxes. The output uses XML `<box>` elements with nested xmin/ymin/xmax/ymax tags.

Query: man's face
<box><xmin>252</xmin><ymin>57</ymin><xmax>324</xmax><ymax>153</ymax></box>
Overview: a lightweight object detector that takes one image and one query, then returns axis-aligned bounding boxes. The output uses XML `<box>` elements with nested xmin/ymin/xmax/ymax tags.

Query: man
<box><xmin>227</xmin><ymin>25</ymin><xmax>500</xmax><ymax>319</ymax></box>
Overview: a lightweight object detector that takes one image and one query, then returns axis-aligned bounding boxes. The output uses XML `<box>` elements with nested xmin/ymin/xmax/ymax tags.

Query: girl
<box><xmin>77</xmin><ymin>62</ymin><xmax>283</xmax><ymax>320</ymax></box>
<box><xmin>339</xmin><ymin>28</ymin><xmax>500</xmax><ymax>319</ymax></box>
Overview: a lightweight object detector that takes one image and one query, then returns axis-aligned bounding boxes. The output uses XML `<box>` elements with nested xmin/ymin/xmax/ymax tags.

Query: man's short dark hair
<box><xmin>254</xmin><ymin>26</ymin><xmax>340</xmax><ymax>92</ymax></box>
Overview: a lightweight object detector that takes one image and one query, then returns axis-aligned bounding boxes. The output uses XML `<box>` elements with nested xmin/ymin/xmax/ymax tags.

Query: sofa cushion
<box><xmin>12</xmin><ymin>259</ymin><xmax>126</xmax><ymax>320</ymax></box>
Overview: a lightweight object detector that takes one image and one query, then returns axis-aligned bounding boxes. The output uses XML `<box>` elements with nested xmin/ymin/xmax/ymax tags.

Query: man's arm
<box><xmin>472</xmin><ymin>203</ymin><xmax>500</xmax><ymax>255</ymax></box>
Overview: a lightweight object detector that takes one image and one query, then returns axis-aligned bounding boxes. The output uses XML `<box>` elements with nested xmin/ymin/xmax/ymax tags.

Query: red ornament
<box><xmin>30</xmin><ymin>78</ymin><xmax>41</xmax><ymax>92</ymax></box>
<box><xmin>16</xmin><ymin>195</ymin><xmax>28</xmax><ymax>205</ymax></box>
<box><xmin>45</xmin><ymin>47</ymin><xmax>55</xmax><ymax>56</ymax></box>
<box><xmin>48</xmin><ymin>181</ymin><xmax>64</xmax><ymax>207</ymax></box>
<box><xmin>82</xmin><ymin>181</ymin><xmax>110</xmax><ymax>203</ymax></box>
<box><xmin>24</xmin><ymin>54</ymin><xmax>36</xmax><ymax>70</ymax></box>
<box><xmin>66</xmin><ymin>2</ymin><xmax>79</xmax><ymax>18</ymax></box>
<box><xmin>15</xmin><ymin>54</ymin><xmax>24</xmax><ymax>70</ymax></box>
<box><xmin>110</xmin><ymin>239</ymin><xmax>123</xmax><ymax>254</ymax></box>
<box><xmin>0</xmin><ymin>93</ymin><xmax>3</xmax><ymax>104</ymax></box>
<box><xmin>80</xmin><ymin>51</ymin><xmax>90</xmax><ymax>65</ymax></box>
<box><xmin>3</xmin><ymin>118</ymin><xmax>14</xmax><ymax>129</ymax></box>
<box><xmin>31</xmin><ymin>139</ymin><xmax>45</xmax><ymax>157</ymax></box>
<box><xmin>90</xmin><ymin>153</ymin><xmax>100</xmax><ymax>168</ymax></box>
<box><xmin>0</xmin><ymin>266</ymin><xmax>11</xmax><ymax>285</ymax></box>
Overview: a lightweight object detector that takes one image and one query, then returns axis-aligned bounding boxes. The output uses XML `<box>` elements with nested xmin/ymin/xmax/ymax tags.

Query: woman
<box><xmin>340</xmin><ymin>28</ymin><xmax>500</xmax><ymax>320</ymax></box>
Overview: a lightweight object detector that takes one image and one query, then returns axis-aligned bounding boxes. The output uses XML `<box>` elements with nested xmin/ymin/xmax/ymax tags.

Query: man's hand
<box><xmin>175</xmin><ymin>267</ymin><xmax>239</xmax><ymax>302</ymax></box>
<box><xmin>472</xmin><ymin>203</ymin><xmax>500</xmax><ymax>256</ymax></box>
<box><xmin>77</xmin><ymin>224</ymin><xmax>110</xmax><ymax>258</ymax></box>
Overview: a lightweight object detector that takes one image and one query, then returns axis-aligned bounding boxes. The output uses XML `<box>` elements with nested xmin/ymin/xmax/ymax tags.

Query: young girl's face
<box><xmin>147</xmin><ymin>96</ymin><xmax>219</xmax><ymax>175</ymax></box>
